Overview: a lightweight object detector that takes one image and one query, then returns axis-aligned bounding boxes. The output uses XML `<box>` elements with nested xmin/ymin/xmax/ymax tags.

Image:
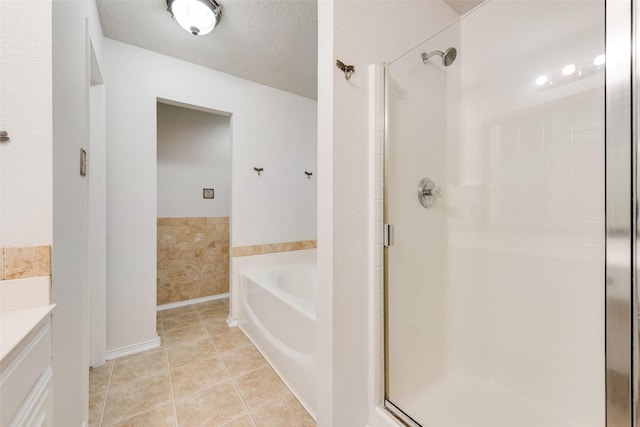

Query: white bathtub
<box><xmin>238</xmin><ymin>264</ymin><xmax>317</xmax><ymax>417</ymax></box>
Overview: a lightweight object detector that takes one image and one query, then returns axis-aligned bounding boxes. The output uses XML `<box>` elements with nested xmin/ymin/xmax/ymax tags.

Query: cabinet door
<box><xmin>1</xmin><ymin>321</ymin><xmax>52</xmax><ymax>427</ymax></box>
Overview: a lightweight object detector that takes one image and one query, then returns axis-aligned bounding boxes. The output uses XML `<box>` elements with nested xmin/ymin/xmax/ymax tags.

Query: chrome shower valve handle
<box><xmin>417</xmin><ymin>177</ymin><xmax>442</xmax><ymax>208</ymax></box>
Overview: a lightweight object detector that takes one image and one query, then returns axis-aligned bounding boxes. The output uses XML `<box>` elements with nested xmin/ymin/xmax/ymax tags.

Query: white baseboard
<box><xmin>156</xmin><ymin>293</ymin><xmax>229</xmax><ymax>311</ymax></box>
<box><xmin>105</xmin><ymin>335</ymin><xmax>161</xmax><ymax>360</ymax></box>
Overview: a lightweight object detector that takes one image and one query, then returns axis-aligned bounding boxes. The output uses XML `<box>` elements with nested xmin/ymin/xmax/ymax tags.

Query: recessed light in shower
<box><xmin>536</xmin><ymin>75</ymin><xmax>549</xmax><ymax>86</ymax></box>
<box><xmin>562</xmin><ymin>64</ymin><xmax>577</xmax><ymax>76</ymax></box>
<box><xmin>536</xmin><ymin>55</ymin><xmax>604</xmax><ymax>91</ymax></box>
<box><xmin>593</xmin><ymin>54</ymin><xmax>605</xmax><ymax>66</ymax></box>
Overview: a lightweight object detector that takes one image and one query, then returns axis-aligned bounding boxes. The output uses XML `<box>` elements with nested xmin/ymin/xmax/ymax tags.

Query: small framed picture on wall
<box><xmin>203</xmin><ymin>188</ymin><xmax>214</xmax><ymax>199</ymax></box>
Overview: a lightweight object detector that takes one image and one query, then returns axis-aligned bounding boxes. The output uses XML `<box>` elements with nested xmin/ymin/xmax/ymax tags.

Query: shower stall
<box><xmin>383</xmin><ymin>1</ymin><xmax>635</xmax><ymax>426</ymax></box>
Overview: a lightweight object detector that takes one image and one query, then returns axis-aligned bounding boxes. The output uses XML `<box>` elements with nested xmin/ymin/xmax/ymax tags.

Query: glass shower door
<box><xmin>384</xmin><ymin>2</ymin><xmax>606</xmax><ymax>426</ymax></box>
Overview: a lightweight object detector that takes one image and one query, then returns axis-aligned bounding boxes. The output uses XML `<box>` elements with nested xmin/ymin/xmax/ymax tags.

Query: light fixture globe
<box><xmin>167</xmin><ymin>0</ymin><xmax>222</xmax><ymax>36</ymax></box>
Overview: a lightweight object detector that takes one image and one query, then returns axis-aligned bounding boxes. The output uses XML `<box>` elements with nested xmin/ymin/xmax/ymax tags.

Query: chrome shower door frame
<box><xmin>607</xmin><ymin>0</ymin><xmax>635</xmax><ymax>425</ymax></box>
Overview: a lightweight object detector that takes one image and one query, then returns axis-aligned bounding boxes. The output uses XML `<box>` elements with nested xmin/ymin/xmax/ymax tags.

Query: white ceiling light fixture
<box><xmin>166</xmin><ymin>0</ymin><xmax>222</xmax><ymax>36</ymax></box>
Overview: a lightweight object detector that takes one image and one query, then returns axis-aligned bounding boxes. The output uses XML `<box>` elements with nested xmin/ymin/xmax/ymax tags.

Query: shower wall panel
<box><xmin>385</xmin><ymin>1</ymin><xmax>605</xmax><ymax>426</ymax></box>
<box><xmin>446</xmin><ymin>2</ymin><xmax>605</xmax><ymax>425</ymax></box>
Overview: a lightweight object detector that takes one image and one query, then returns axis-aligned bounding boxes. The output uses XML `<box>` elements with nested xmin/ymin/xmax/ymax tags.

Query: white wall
<box><xmin>316</xmin><ymin>3</ymin><xmax>335</xmax><ymax>423</ymax></box>
<box><xmin>88</xmin><ymin>77</ymin><xmax>107</xmax><ymax>367</ymax></box>
<box><xmin>1</xmin><ymin>0</ymin><xmax>104</xmax><ymax>423</ymax></box>
<box><xmin>157</xmin><ymin>103</ymin><xmax>231</xmax><ymax>218</ymax></box>
<box><xmin>105</xmin><ymin>38</ymin><xmax>317</xmax><ymax>352</ymax></box>
<box><xmin>316</xmin><ymin>1</ymin><xmax>458</xmax><ymax>426</ymax></box>
<box><xmin>52</xmin><ymin>0</ymin><xmax>105</xmax><ymax>425</ymax></box>
<box><xmin>0</xmin><ymin>0</ymin><xmax>52</xmax><ymax>248</ymax></box>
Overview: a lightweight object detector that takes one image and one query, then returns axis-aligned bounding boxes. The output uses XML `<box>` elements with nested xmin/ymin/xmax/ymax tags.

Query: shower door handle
<box><xmin>417</xmin><ymin>178</ymin><xmax>442</xmax><ymax>209</ymax></box>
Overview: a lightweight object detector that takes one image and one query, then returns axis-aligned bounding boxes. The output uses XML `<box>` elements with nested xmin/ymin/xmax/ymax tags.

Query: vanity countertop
<box><xmin>0</xmin><ymin>304</ymin><xmax>56</xmax><ymax>363</ymax></box>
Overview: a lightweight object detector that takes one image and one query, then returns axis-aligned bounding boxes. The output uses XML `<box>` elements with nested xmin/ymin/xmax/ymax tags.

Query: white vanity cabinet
<box><xmin>0</xmin><ymin>306</ymin><xmax>55</xmax><ymax>427</ymax></box>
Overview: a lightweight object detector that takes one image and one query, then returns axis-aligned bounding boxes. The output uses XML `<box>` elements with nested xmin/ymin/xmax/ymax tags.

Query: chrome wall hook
<box><xmin>253</xmin><ymin>167</ymin><xmax>264</xmax><ymax>176</ymax></box>
<box><xmin>336</xmin><ymin>60</ymin><xmax>355</xmax><ymax>80</ymax></box>
<box><xmin>305</xmin><ymin>171</ymin><xmax>313</xmax><ymax>179</ymax></box>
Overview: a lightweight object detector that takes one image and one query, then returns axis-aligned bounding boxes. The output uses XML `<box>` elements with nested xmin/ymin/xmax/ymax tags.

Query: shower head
<box><xmin>421</xmin><ymin>47</ymin><xmax>457</xmax><ymax>67</ymax></box>
<box><xmin>442</xmin><ymin>47</ymin><xmax>457</xmax><ymax>66</ymax></box>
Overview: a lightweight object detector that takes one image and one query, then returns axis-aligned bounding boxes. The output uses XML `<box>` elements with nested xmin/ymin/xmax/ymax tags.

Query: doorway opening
<box><xmin>156</xmin><ymin>101</ymin><xmax>232</xmax><ymax>309</ymax></box>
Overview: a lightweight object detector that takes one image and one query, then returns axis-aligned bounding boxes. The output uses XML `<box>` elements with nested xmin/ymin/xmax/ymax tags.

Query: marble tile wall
<box><xmin>0</xmin><ymin>245</ymin><xmax>51</xmax><ymax>280</ymax></box>
<box><xmin>157</xmin><ymin>217</ymin><xmax>230</xmax><ymax>305</ymax></box>
<box><xmin>231</xmin><ymin>240</ymin><xmax>317</xmax><ymax>257</ymax></box>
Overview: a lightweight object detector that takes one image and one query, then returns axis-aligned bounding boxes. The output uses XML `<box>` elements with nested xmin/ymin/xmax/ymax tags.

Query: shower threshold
<box><xmin>387</xmin><ymin>376</ymin><xmax>591</xmax><ymax>427</ymax></box>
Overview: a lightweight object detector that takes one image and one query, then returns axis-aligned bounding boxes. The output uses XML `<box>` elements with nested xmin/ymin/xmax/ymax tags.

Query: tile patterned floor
<box><xmin>89</xmin><ymin>299</ymin><xmax>316</xmax><ymax>427</ymax></box>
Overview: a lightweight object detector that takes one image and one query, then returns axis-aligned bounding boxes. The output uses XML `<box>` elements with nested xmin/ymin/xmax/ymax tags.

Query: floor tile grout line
<box><xmin>237</xmin><ymin>376</ymin><xmax>295</xmax><ymax>416</ymax></box>
<box><xmin>102</xmin><ymin>401</ymin><xmax>172</xmax><ymax>427</ymax></box>
<box><xmin>224</xmin><ymin>319</ymin><xmax>313</xmax><ymax>425</ymax></box>
<box><xmin>169</xmin><ymin>375</ymin><xmax>230</xmax><ymax>401</ymax></box>
<box><xmin>252</xmin><ymin>392</ymin><xmax>300</xmax><ymax>415</ymax></box>
<box><xmin>103</xmin><ymin>314</ymin><xmax>175</xmax><ymax>426</ymax></box>
<box><xmin>168</xmin><ymin>309</ymin><xmax>230</xmax><ymax>402</ymax></box>
<box><xmin>97</xmin><ymin>359</ymin><xmax>114</xmax><ymax>427</ymax></box>
<box><xmin>219</xmin><ymin>361</ymin><xmax>272</xmax><ymax>384</ymax></box>
<box><xmin>94</xmin><ymin>300</ymin><xmax>235</xmax><ymax>427</ymax></box>
<box><xmin>163</xmin><ymin>312</ymin><xmax>247</xmax><ymax>404</ymax></box>
<box><xmin>198</xmin><ymin>308</ymin><xmax>257</xmax><ymax>427</ymax></box>
<box><xmin>161</xmin><ymin>311</ymin><xmax>180</xmax><ymax>427</ymax></box>
<box><xmin>237</xmin><ymin>366</ymin><xmax>303</xmax><ymax>424</ymax></box>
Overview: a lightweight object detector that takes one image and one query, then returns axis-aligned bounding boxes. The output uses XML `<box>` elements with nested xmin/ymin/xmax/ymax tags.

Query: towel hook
<box><xmin>253</xmin><ymin>167</ymin><xmax>264</xmax><ymax>176</ymax></box>
<box><xmin>305</xmin><ymin>171</ymin><xmax>313</xmax><ymax>179</ymax></box>
<box><xmin>336</xmin><ymin>60</ymin><xmax>355</xmax><ymax>80</ymax></box>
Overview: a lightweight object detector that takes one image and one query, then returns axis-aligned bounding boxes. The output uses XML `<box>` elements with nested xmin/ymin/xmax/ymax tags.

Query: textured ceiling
<box><xmin>96</xmin><ymin>0</ymin><xmax>318</xmax><ymax>99</ymax></box>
